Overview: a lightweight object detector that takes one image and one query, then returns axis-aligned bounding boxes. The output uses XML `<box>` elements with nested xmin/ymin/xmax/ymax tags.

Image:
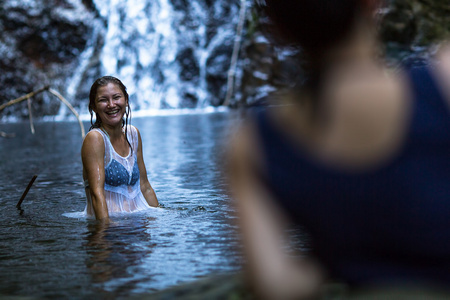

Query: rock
<box><xmin>0</xmin><ymin>0</ymin><xmax>97</xmax><ymax>118</ymax></box>
<box><xmin>1</xmin><ymin>0</ymin><xmax>449</xmax><ymax>117</ymax></box>
<box><xmin>233</xmin><ymin>0</ymin><xmax>450</xmax><ymax>107</ymax></box>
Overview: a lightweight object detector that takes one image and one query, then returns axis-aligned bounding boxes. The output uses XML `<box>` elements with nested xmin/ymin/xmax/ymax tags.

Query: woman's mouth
<box><xmin>106</xmin><ymin>109</ymin><xmax>120</xmax><ymax>115</ymax></box>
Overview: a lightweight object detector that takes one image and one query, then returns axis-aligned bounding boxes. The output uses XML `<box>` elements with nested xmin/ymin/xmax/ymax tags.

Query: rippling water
<box><xmin>0</xmin><ymin>111</ymin><xmax>243</xmax><ymax>299</ymax></box>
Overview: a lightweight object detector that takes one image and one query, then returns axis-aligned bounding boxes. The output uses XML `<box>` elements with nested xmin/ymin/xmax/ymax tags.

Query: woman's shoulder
<box><xmin>83</xmin><ymin>129</ymin><xmax>105</xmax><ymax>148</ymax></box>
<box><xmin>432</xmin><ymin>43</ymin><xmax>450</xmax><ymax>106</ymax></box>
<box><xmin>125</xmin><ymin>125</ymin><xmax>141</xmax><ymax>150</ymax></box>
<box><xmin>85</xmin><ymin>128</ymin><xmax>103</xmax><ymax>139</ymax></box>
<box><xmin>126</xmin><ymin>124</ymin><xmax>140</xmax><ymax>135</ymax></box>
<box><xmin>81</xmin><ymin>129</ymin><xmax>106</xmax><ymax>160</ymax></box>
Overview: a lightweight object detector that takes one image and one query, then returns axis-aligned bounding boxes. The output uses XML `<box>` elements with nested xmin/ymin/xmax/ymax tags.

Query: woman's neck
<box><xmin>100</xmin><ymin>123</ymin><xmax>124</xmax><ymax>141</ymax></box>
<box><xmin>324</xmin><ymin>19</ymin><xmax>380</xmax><ymax>69</ymax></box>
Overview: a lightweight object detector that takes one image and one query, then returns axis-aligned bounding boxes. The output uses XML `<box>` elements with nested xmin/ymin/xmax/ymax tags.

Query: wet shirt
<box><xmin>95</xmin><ymin>126</ymin><xmax>141</xmax><ymax>198</ymax></box>
<box><xmin>84</xmin><ymin>125</ymin><xmax>151</xmax><ymax>215</ymax></box>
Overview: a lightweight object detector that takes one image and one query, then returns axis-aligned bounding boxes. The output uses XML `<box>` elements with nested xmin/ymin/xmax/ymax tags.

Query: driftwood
<box><xmin>16</xmin><ymin>175</ymin><xmax>38</xmax><ymax>209</ymax></box>
<box><xmin>0</xmin><ymin>86</ymin><xmax>85</xmax><ymax>138</ymax></box>
<box><xmin>223</xmin><ymin>0</ymin><xmax>248</xmax><ymax>107</ymax></box>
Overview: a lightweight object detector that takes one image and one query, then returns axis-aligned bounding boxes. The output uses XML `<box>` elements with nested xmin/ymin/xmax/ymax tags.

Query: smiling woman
<box><xmin>81</xmin><ymin>76</ymin><xmax>159</xmax><ymax>221</ymax></box>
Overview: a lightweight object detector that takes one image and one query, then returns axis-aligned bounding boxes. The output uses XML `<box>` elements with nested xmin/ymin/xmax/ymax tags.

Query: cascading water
<box><xmin>66</xmin><ymin>0</ymin><xmax>240</xmax><ymax>116</ymax></box>
<box><xmin>1</xmin><ymin>0</ymin><xmax>448</xmax><ymax>120</ymax></box>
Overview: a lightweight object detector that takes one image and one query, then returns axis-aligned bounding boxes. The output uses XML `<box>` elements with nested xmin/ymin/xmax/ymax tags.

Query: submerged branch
<box><xmin>16</xmin><ymin>175</ymin><xmax>38</xmax><ymax>209</ymax></box>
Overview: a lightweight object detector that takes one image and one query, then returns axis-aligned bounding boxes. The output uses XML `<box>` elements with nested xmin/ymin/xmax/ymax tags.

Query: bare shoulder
<box><xmin>436</xmin><ymin>41</ymin><xmax>450</xmax><ymax>73</ymax></box>
<box><xmin>433</xmin><ymin>42</ymin><xmax>450</xmax><ymax>105</ymax></box>
<box><xmin>328</xmin><ymin>64</ymin><xmax>408</xmax><ymax>118</ymax></box>
<box><xmin>321</xmin><ymin>64</ymin><xmax>411</xmax><ymax>169</ymax></box>
<box><xmin>83</xmin><ymin>130</ymin><xmax>103</xmax><ymax>146</ymax></box>
<box><xmin>133</xmin><ymin>125</ymin><xmax>141</xmax><ymax>137</ymax></box>
<box><xmin>81</xmin><ymin>130</ymin><xmax>104</xmax><ymax>158</ymax></box>
<box><xmin>132</xmin><ymin>125</ymin><xmax>143</xmax><ymax>145</ymax></box>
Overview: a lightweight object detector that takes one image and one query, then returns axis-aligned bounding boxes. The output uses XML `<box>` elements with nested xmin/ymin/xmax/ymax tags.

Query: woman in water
<box><xmin>82</xmin><ymin>76</ymin><xmax>159</xmax><ymax>221</ymax></box>
<box><xmin>230</xmin><ymin>0</ymin><xmax>450</xmax><ymax>298</ymax></box>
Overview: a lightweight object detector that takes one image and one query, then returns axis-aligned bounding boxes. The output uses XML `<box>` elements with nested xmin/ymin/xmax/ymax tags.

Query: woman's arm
<box><xmin>81</xmin><ymin>131</ymin><xmax>109</xmax><ymax>220</ymax></box>
<box><xmin>136</xmin><ymin>127</ymin><xmax>159</xmax><ymax>207</ymax></box>
<box><xmin>229</xmin><ymin>124</ymin><xmax>324</xmax><ymax>300</ymax></box>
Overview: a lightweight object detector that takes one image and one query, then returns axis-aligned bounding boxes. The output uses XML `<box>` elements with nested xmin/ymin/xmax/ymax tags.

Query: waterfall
<box><xmin>73</xmin><ymin>0</ymin><xmax>239</xmax><ymax>113</ymax></box>
<box><xmin>0</xmin><ymin>0</ymin><xmax>242</xmax><ymax>121</ymax></box>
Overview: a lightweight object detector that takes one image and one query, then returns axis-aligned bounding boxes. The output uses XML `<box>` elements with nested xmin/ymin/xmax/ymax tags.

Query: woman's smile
<box><xmin>94</xmin><ymin>83</ymin><xmax>128</xmax><ymax>126</ymax></box>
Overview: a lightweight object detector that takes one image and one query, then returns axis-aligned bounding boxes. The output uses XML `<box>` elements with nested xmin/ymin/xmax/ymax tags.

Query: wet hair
<box><xmin>88</xmin><ymin>76</ymin><xmax>132</xmax><ymax>149</ymax></box>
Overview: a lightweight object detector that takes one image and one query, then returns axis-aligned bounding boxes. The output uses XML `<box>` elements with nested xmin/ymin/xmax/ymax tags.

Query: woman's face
<box><xmin>93</xmin><ymin>83</ymin><xmax>128</xmax><ymax>128</ymax></box>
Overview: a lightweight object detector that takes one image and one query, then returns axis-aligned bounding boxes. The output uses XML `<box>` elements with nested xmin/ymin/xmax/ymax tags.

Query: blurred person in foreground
<box><xmin>229</xmin><ymin>0</ymin><xmax>450</xmax><ymax>299</ymax></box>
<box><xmin>82</xmin><ymin>76</ymin><xmax>159</xmax><ymax>222</ymax></box>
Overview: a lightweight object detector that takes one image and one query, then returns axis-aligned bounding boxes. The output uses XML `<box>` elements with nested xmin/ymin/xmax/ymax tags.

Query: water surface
<box><xmin>0</xmin><ymin>111</ymin><xmax>243</xmax><ymax>299</ymax></box>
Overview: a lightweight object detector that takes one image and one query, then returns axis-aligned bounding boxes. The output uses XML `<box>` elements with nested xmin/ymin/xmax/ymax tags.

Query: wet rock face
<box><xmin>381</xmin><ymin>0</ymin><xmax>450</xmax><ymax>63</ymax></box>
<box><xmin>0</xmin><ymin>0</ymin><xmax>96</xmax><ymax>118</ymax></box>
<box><xmin>233</xmin><ymin>0</ymin><xmax>450</xmax><ymax>107</ymax></box>
<box><xmin>5</xmin><ymin>8</ymin><xmax>87</xmax><ymax>64</ymax></box>
<box><xmin>0</xmin><ymin>0</ymin><xmax>448</xmax><ymax>117</ymax></box>
<box><xmin>0</xmin><ymin>0</ymin><xmax>240</xmax><ymax>118</ymax></box>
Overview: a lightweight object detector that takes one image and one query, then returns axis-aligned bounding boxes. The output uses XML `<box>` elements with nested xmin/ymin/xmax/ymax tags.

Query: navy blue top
<box><xmin>254</xmin><ymin>64</ymin><xmax>450</xmax><ymax>287</ymax></box>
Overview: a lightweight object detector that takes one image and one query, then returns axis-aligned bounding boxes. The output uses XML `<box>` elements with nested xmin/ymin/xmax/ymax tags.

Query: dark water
<box><xmin>0</xmin><ymin>111</ymin><xmax>243</xmax><ymax>299</ymax></box>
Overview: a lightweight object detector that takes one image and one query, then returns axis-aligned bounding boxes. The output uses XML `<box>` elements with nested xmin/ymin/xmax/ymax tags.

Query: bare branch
<box><xmin>224</xmin><ymin>0</ymin><xmax>248</xmax><ymax>107</ymax></box>
<box><xmin>0</xmin><ymin>86</ymin><xmax>85</xmax><ymax>139</ymax></box>
<box><xmin>0</xmin><ymin>86</ymin><xmax>50</xmax><ymax>112</ymax></box>
<box><xmin>48</xmin><ymin>88</ymin><xmax>85</xmax><ymax>139</ymax></box>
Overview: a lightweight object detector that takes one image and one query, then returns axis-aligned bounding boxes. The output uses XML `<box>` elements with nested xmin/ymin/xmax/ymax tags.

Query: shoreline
<box><xmin>131</xmin><ymin>273</ymin><xmax>253</xmax><ymax>300</ymax></box>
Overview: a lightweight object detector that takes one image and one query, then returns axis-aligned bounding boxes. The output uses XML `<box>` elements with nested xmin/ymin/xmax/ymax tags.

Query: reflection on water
<box><xmin>0</xmin><ymin>112</ymin><xmax>242</xmax><ymax>298</ymax></box>
<box><xmin>84</xmin><ymin>219</ymin><xmax>156</xmax><ymax>298</ymax></box>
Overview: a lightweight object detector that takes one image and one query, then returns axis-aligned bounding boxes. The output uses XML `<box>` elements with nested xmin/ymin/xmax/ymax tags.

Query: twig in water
<box><xmin>16</xmin><ymin>175</ymin><xmax>38</xmax><ymax>209</ymax></box>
